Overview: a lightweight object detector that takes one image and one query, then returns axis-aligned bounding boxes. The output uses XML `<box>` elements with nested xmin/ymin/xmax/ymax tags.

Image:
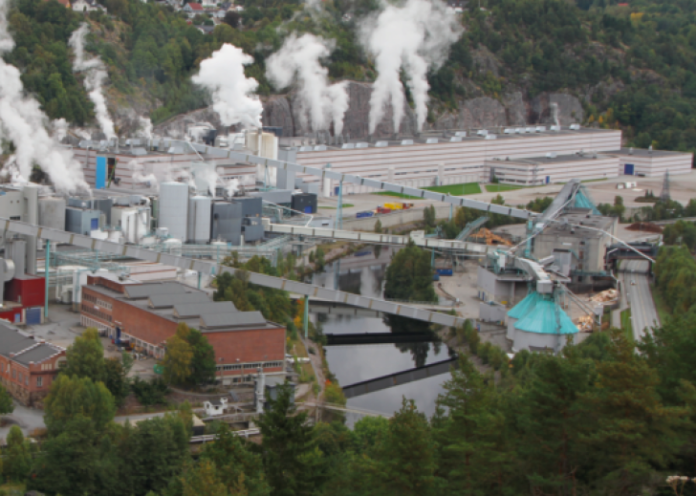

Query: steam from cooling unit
<box><xmin>192</xmin><ymin>44</ymin><xmax>263</xmax><ymax>128</ymax></box>
<box><xmin>69</xmin><ymin>23</ymin><xmax>116</xmax><ymax>140</ymax></box>
<box><xmin>359</xmin><ymin>0</ymin><xmax>462</xmax><ymax>134</ymax></box>
<box><xmin>266</xmin><ymin>33</ymin><xmax>349</xmax><ymax>136</ymax></box>
<box><xmin>0</xmin><ymin>0</ymin><xmax>89</xmax><ymax>192</ymax></box>
<box><xmin>139</xmin><ymin>116</ymin><xmax>153</xmax><ymax>139</ymax></box>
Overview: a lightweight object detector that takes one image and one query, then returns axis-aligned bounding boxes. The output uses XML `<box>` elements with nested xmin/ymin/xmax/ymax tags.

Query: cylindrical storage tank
<box><xmin>188</xmin><ymin>196</ymin><xmax>212</xmax><ymax>244</ymax></box>
<box><xmin>38</xmin><ymin>197</ymin><xmax>66</xmax><ymax>231</ymax></box>
<box><xmin>22</xmin><ymin>184</ymin><xmax>39</xmax><ymax>274</ymax></box>
<box><xmin>159</xmin><ymin>182</ymin><xmax>189</xmax><ymax>241</ymax></box>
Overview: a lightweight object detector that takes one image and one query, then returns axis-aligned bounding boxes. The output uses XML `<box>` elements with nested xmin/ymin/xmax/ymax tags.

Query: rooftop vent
<box><xmin>426</xmin><ymin>138</ymin><xmax>438</xmax><ymax>144</ymax></box>
<box><xmin>504</xmin><ymin>128</ymin><xmax>514</xmax><ymax>134</ymax></box>
<box><xmin>341</xmin><ymin>143</ymin><xmax>355</xmax><ymax>149</ymax></box>
<box><xmin>484</xmin><ymin>134</ymin><xmax>497</xmax><ymax>140</ymax></box>
<box><xmin>477</xmin><ymin>129</ymin><xmax>489</xmax><ymax>136</ymax></box>
<box><xmin>550</xmin><ymin>125</ymin><xmax>561</xmax><ymax>132</ymax></box>
<box><xmin>569</xmin><ymin>124</ymin><xmax>581</xmax><ymax>130</ymax></box>
<box><xmin>535</xmin><ymin>126</ymin><xmax>546</xmax><ymax>132</ymax></box>
<box><xmin>356</xmin><ymin>142</ymin><xmax>368</xmax><ymax>148</ymax></box>
<box><xmin>400</xmin><ymin>139</ymin><xmax>414</xmax><ymax>145</ymax></box>
<box><xmin>454</xmin><ymin>131</ymin><xmax>467</xmax><ymax>137</ymax></box>
<box><xmin>545</xmin><ymin>152</ymin><xmax>557</xmax><ymax>159</ymax></box>
<box><xmin>375</xmin><ymin>141</ymin><xmax>388</xmax><ymax>147</ymax></box>
<box><xmin>314</xmin><ymin>145</ymin><xmax>327</xmax><ymax>151</ymax></box>
<box><xmin>525</xmin><ymin>127</ymin><xmax>534</xmax><ymax>133</ymax></box>
<box><xmin>449</xmin><ymin>137</ymin><xmax>462</xmax><ymax>143</ymax></box>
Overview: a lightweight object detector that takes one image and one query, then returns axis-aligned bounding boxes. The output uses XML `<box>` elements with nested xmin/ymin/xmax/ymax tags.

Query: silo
<box><xmin>22</xmin><ymin>184</ymin><xmax>39</xmax><ymax>274</ymax></box>
<box><xmin>188</xmin><ymin>196</ymin><xmax>211</xmax><ymax>244</ymax></box>
<box><xmin>159</xmin><ymin>182</ymin><xmax>189</xmax><ymax>241</ymax></box>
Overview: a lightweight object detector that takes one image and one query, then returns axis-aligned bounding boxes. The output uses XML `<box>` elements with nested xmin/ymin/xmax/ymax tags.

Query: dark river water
<box><xmin>309</xmin><ymin>247</ymin><xmax>452</xmax><ymax>419</ymax></box>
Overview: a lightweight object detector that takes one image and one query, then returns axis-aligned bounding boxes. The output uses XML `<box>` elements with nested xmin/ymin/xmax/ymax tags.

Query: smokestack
<box><xmin>22</xmin><ymin>184</ymin><xmax>39</xmax><ymax>275</ymax></box>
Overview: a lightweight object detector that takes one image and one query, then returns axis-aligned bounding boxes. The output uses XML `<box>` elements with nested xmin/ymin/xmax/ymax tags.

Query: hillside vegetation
<box><xmin>5</xmin><ymin>0</ymin><xmax>696</xmax><ymax>154</ymax></box>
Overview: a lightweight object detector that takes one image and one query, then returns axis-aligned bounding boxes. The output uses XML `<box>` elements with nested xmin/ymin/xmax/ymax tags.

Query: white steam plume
<box><xmin>225</xmin><ymin>178</ymin><xmax>239</xmax><ymax>197</ymax></box>
<box><xmin>266</xmin><ymin>33</ymin><xmax>349</xmax><ymax>136</ymax></box>
<box><xmin>192</xmin><ymin>44</ymin><xmax>263</xmax><ymax>128</ymax></box>
<box><xmin>359</xmin><ymin>0</ymin><xmax>462</xmax><ymax>134</ymax></box>
<box><xmin>69</xmin><ymin>23</ymin><xmax>116</xmax><ymax>140</ymax></box>
<box><xmin>0</xmin><ymin>0</ymin><xmax>89</xmax><ymax>192</ymax></box>
<box><xmin>139</xmin><ymin>116</ymin><xmax>153</xmax><ymax>139</ymax></box>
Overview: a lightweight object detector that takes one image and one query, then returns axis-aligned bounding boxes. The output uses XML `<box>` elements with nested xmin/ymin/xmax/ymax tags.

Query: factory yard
<box><xmin>322</xmin><ymin>170</ymin><xmax>696</xmax><ymax>222</ymax></box>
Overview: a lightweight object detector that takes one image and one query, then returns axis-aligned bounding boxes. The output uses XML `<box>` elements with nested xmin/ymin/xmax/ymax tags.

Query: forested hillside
<box><xmin>5</xmin><ymin>0</ymin><xmax>696</xmax><ymax>151</ymax></box>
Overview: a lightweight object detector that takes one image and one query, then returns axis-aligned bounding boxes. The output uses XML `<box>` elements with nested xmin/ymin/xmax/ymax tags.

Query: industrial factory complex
<box><xmin>0</xmin><ymin>122</ymin><xmax>690</xmax><ymax>405</ymax></box>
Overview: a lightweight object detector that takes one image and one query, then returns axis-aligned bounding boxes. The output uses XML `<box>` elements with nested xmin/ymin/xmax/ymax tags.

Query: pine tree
<box><xmin>434</xmin><ymin>356</ymin><xmax>513</xmax><ymax>495</ymax></box>
<box><xmin>257</xmin><ymin>383</ymin><xmax>321</xmax><ymax>496</ymax></box>
<box><xmin>577</xmin><ymin>330</ymin><xmax>687</xmax><ymax>495</ymax></box>
<box><xmin>367</xmin><ymin>399</ymin><xmax>437</xmax><ymax>496</ymax></box>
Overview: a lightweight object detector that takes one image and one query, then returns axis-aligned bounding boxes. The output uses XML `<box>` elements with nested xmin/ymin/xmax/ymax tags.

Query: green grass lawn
<box><xmin>373</xmin><ymin>182</ymin><xmax>481</xmax><ymax>199</ymax></box>
<box><xmin>318</xmin><ymin>204</ymin><xmax>354</xmax><ymax>209</ymax></box>
<box><xmin>621</xmin><ymin>308</ymin><xmax>634</xmax><ymax>342</ymax></box>
<box><xmin>485</xmin><ymin>184</ymin><xmax>527</xmax><ymax>193</ymax></box>
<box><xmin>650</xmin><ymin>283</ymin><xmax>670</xmax><ymax>324</ymax></box>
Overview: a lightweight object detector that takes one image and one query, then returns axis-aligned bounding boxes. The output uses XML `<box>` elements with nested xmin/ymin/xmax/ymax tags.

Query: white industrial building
<box><xmin>486</xmin><ymin>153</ymin><xmax>619</xmax><ymax>185</ymax></box>
<box><xmin>288</xmin><ymin>126</ymin><xmax>623</xmax><ymax>195</ymax></box>
<box><xmin>612</xmin><ymin>147</ymin><xmax>693</xmax><ymax>177</ymax></box>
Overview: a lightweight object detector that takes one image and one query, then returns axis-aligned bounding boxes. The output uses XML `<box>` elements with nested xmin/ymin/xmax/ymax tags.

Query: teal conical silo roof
<box><xmin>514</xmin><ymin>296</ymin><xmax>579</xmax><ymax>335</ymax></box>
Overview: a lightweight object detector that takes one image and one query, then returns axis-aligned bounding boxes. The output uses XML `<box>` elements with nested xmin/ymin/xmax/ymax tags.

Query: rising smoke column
<box><xmin>359</xmin><ymin>0</ymin><xmax>462</xmax><ymax>134</ymax></box>
<box><xmin>192</xmin><ymin>44</ymin><xmax>263</xmax><ymax>128</ymax></box>
<box><xmin>266</xmin><ymin>33</ymin><xmax>349</xmax><ymax>136</ymax></box>
<box><xmin>69</xmin><ymin>23</ymin><xmax>116</xmax><ymax>140</ymax></box>
<box><xmin>0</xmin><ymin>0</ymin><xmax>89</xmax><ymax>192</ymax></box>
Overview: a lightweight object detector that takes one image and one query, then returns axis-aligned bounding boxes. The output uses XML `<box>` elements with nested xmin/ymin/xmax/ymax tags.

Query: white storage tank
<box><xmin>159</xmin><ymin>182</ymin><xmax>189</xmax><ymax>241</ymax></box>
<box><xmin>187</xmin><ymin>196</ymin><xmax>212</xmax><ymax>244</ymax></box>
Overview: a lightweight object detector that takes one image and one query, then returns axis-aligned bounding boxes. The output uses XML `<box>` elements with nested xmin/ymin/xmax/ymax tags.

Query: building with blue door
<box><xmin>484</xmin><ymin>153</ymin><xmax>620</xmax><ymax>185</ymax></box>
<box><xmin>613</xmin><ymin>148</ymin><xmax>693</xmax><ymax>177</ymax></box>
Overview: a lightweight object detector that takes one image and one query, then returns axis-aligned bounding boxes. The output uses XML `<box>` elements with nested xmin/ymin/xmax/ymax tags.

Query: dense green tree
<box><xmin>44</xmin><ymin>374</ymin><xmax>115</xmax><ymax>435</ymax></box>
<box><xmin>162</xmin><ymin>323</ymin><xmax>194</xmax><ymax>386</ymax></box>
<box><xmin>576</xmin><ymin>330</ymin><xmax>687</xmax><ymax>495</ymax></box>
<box><xmin>0</xmin><ymin>384</ymin><xmax>14</xmax><ymax>415</ymax></box>
<box><xmin>199</xmin><ymin>423</ymin><xmax>270</xmax><ymax>496</ymax></box>
<box><xmin>257</xmin><ymin>382</ymin><xmax>322</xmax><ymax>496</ymax></box>
<box><xmin>384</xmin><ymin>241</ymin><xmax>436</xmax><ymax>303</ymax></box>
<box><xmin>3</xmin><ymin>426</ymin><xmax>31</xmax><ymax>482</ymax></box>
<box><xmin>186</xmin><ymin>328</ymin><xmax>216</xmax><ymax>386</ymax></box>
<box><xmin>62</xmin><ymin>327</ymin><xmax>106</xmax><ymax>383</ymax></box>
<box><xmin>367</xmin><ymin>399</ymin><xmax>437</xmax><ymax>496</ymax></box>
<box><xmin>434</xmin><ymin>356</ymin><xmax>513</xmax><ymax>494</ymax></box>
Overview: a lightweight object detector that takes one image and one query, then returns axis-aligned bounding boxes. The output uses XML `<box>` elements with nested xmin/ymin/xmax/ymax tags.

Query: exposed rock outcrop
<box><xmin>152</xmin><ymin>81</ymin><xmax>586</xmax><ymax>140</ymax></box>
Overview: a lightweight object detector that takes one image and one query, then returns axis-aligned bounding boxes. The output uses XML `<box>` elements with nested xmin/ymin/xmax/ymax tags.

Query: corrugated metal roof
<box><xmin>148</xmin><ymin>292</ymin><xmax>210</xmax><ymax>309</ymax></box>
<box><xmin>514</xmin><ymin>297</ymin><xmax>578</xmax><ymax>335</ymax></box>
<box><xmin>13</xmin><ymin>344</ymin><xmax>61</xmax><ymax>366</ymax></box>
<box><xmin>173</xmin><ymin>301</ymin><xmax>237</xmax><ymax>319</ymax></box>
<box><xmin>124</xmin><ymin>282</ymin><xmax>192</xmax><ymax>300</ymax></box>
<box><xmin>507</xmin><ymin>292</ymin><xmax>542</xmax><ymax>320</ymax></box>
<box><xmin>200</xmin><ymin>311</ymin><xmax>266</xmax><ymax>330</ymax></box>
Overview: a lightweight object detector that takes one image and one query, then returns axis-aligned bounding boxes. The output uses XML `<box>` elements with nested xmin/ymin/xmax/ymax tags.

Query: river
<box><xmin>309</xmin><ymin>246</ymin><xmax>453</xmax><ymax>420</ymax></box>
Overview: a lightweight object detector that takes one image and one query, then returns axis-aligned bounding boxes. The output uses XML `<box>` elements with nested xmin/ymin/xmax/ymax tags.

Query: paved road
<box><xmin>624</xmin><ymin>260</ymin><xmax>660</xmax><ymax>340</ymax></box>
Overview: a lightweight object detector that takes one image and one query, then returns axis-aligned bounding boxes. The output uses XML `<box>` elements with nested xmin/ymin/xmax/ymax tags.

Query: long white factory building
<box><xmin>67</xmin><ymin>126</ymin><xmax>693</xmax><ymax>195</ymax></box>
<box><xmin>283</xmin><ymin>126</ymin><xmax>693</xmax><ymax>194</ymax></box>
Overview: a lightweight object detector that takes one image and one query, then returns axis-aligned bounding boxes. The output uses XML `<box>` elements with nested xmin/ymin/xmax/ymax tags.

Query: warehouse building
<box><xmin>612</xmin><ymin>147</ymin><xmax>693</xmax><ymax>177</ymax></box>
<box><xmin>485</xmin><ymin>153</ymin><xmax>619</xmax><ymax>185</ymax></box>
<box><xmin>0</xmin><ymin>321</ymin><xmax>65</xmax><ymax>407</ymax></box>
<box><xmin>80</xmin><ymin>277</ymin><xmax>286</xmax><ymax>384</ymax></box>
<box><xmin>288</xmin><ymin>126</ymin><xmax>624</xmax><ymax>195</ymax></box>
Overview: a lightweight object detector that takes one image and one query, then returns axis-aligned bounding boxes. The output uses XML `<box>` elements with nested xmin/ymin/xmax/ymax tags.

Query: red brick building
<box><xmin>80</xmin><ymin>277</ymin><xmax>286</xmax><ymax>385</ymax></box>
<box><xmin>0</xmin><ymin>321</ymin><xmax>66</xmax><ymax>407</ymax></box>
<box><xmin>0</xmin><ymin>274</ymin><xmax>46</xmax><ymax>325</ymax></box>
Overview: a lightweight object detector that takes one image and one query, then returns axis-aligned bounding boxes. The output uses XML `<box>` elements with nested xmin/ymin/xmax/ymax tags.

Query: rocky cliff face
<box><xmin>153</xmin><ymin>81</ymin><xmax>585</xmax><ymax>140</ymax></box>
